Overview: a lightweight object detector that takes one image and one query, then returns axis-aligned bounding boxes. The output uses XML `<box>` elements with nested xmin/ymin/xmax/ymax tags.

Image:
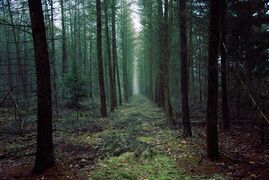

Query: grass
<box><xmin>1</xmin><ymin>96</ymin><xmax>228</xmax><ymax>179</ymax></box>
<box><xmin>86</xmin><ymin>96</ymin><xmax>227</xmax><ymax>179</ymax></box>
<box><xmin>90</xmin><ymin>152</ymin><xmax>184</xmax><ymax>180</ymax></box>
<box><xmin>56</xmin><ymin>96</ymin><xmax>226</xmax><ymax>179</ymax></box>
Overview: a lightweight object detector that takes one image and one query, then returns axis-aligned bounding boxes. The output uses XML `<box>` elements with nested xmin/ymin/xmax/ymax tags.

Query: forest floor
<box><xmin>1</xmin><ymin>96</ymin><xmax>269</xmax><ymax>179</ymax></box>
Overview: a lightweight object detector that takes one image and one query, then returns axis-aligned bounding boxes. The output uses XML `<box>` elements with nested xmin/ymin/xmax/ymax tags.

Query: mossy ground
<box><xmin>86</xmin><ymin>96</ymin><xmax>226</xmax><ymax>179</ymax></box>
<box><xmin>0</xmin><ymin>96</ymin><xmax>226</xmax><ymax>179</ymax></box>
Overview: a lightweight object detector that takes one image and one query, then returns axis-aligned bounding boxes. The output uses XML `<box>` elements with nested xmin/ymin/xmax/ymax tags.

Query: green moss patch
<box><xmin>90</xmin><ymin>152</ymin><xmax>184</xmax><ymax>180</ymax></box>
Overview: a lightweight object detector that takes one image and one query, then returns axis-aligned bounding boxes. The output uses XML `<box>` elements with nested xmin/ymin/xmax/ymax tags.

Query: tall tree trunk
<box><xmin>122</xmin><ymin>41</ymin><xmax>128</xmax><ymax>102</ymax></box>
<box><xmin>7</xmin><ymin>0</ymin><xmax>24</xmax><ymax>96</ymax></box>
<box><xmin>28</xmin><ymin>0</ymin><xmax>54</xmax><ymax>173</ymax></box>
<box><xmin>23</xmin><ymin>27</ymin><xmax>29</xmax><ymax>100</ymax></box>
<box><xmin>198</xmin><ymin>33</ymin><xmax>202</xmax><ymax>104</ymax></box>
<box><xmin>207</xmin><ymin>0</ymin><xmax>220</xmax><ymax>160</ymax></box>
<box><xmin>156</xmin><ymin>0</ymin><xmax>164</xmax><ymax>107</ymax></box>
<box><xmin>49</xmin><ymin>0</ymin><xmax>59</xmax><ymax>123</ymax></box>
<box><xmin>104</xmin><ymin>0</ymin><xmax>115</xmax><ymax>111</ymax></box>
<box><xmin>96</xmin><ymin>0</ymin><xmax>108</xmax><ymax>117</ymax></box>
<box><xmin>83</xmin><ymin>0</ymin><xmax>88</xmax><ymax>76</ymax></box>
<box><xmin>73</xmin><ymin>0</ymin><xmax>78</xmax><ymax>74</ymax></box>
<box><xmin>3</xmin><ymin>28</ymin><xmax>13</xmax><ymax>88</ymax></box>
<box><xmin>68</xmin><ymin>0</ymin><xmax>74</xmax><ymax>70</ymax></box>
<box><xmin>116</xmin><ymin>57</ymin><xmax>122</xmax><ymax>106</ymax></box>
<box><xmin>179</xmin><ymin>0</ymin><xmax>192</xmax><ymax>137</ymax></box>
<box><xmin>220</xmin><ymin>0</ymin><xmax>229</xmax><ymax>131</ymax></box>
<box><xmin>111</xmin><ymin>0</ymin><xmax>118</xmax><ymax>107</ymax></box>
<box><xmin>121</xmin><ymin>0</ymin><xmax>128</xmax><ymax>102</ymax></box>
<box><xmin>60</xmin><ymin>0</ymin><xmax>67</xmax><ymax>75</ymax></box>
<box><xmin>89</xmin><ymin>38</ymin><xmax>93</xmax><ymax>98</ymax></box>
<box><xmin>1</xmin><ymin>0</ymin><xmax>13</xmax><ymax>89</ymax></box>
<box><xmin>141</xmin><ymin>0</ymin><xmax>155</xmax><ymax>102</ymax></box>
<box><xmin>188</xmin><ymin>3</ymin><xmax>195</xmax><ymax>104</ymax></box>
<box><xmin>163</xmin><ymin>0</ymin><xmax>175</xmax><ymax>125</ymax></box>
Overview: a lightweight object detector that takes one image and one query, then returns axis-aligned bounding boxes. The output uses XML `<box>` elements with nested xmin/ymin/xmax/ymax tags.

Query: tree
<box><xmin>111</xmin><ymin>0</ymin><xmax>120</xmax><ymax>106</ymax></box>
<box><xmin>49</xmin><ymin>0</ymin><xmax>59</xmax><ymax>122</ymax></box>
<box><xmin>179</xmin><ymin>0</ymin><xmax>192</xmax><ymax>137</ymax></box>
<box><xmin>220</xmin><ymin>0</ymin><xmax>229</xmax><ymax>131</ymax></box>
<box><xmin>1</xmin><ymin>0</ymin><xmax>13</xmax><ymax>89</ymax></box>
<box><xmin>104</xmin><ymin>0</ymin><xmax>115</xmax><ymax>111</ymax></box>
<box><xmin>28</xmin><ymin>0</ymin><xmax>54</xmax><ymax>173</ymax></box>
<box><xmin>207</xmin><ymin>0</ymin><xmax>220</xmax><ymax>160</ymax></box>
<box><xmin>96</xmin><ymin>0</ymin><xmax>108</xmax><ymax>117</ymax></box>
<box><xmin>121</xmin><ymin>0</ymin><xmax>127</xmax><ymax>102</ymax></box>
<box><xmin>120</xmin><ymin>0</ymin><xmax>133</xmax><ymax>102</ymax></box>
<box><xmin>163</xmin><ymin>0</ymin><xmax>175</xmax><ymax>125</ymax></box>
<box><xmin>146</xmin><ymin>0</ymin><xmax>154</xmax><ymax>101</ymax></box>
<box><xmin>7</xmin><ymin>0</ymin><xmax>24</xmax><ymax>96</ymax></box>
<box><xmin>60</xmin><ymin>0</ymin><xmax>67</xmax><ymax>76</ymax></box>
<box><xmin>156</xmin><ymin>0</ymin><xmax>165</xmax><ymax>107</ymax></box>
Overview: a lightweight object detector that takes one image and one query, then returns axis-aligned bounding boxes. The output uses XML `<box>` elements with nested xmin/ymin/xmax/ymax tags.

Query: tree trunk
<box><xmin>179</xmin><ymin>0</ymin><xmax>192</xmax><ymax>137</ymax></box>
<box><xmin>163</xmin><ymin>0</ymin><xmax>175</xmax><ymax>125</ymax></box>
<box><xmin>7</xmin><ymin>0</ymin><xmax>24</xmax><ymax>96</ymax></box>
<box><xmin>116</xmin><ymin>56</ymin><xmax>122</xmax><ymax>106</ymax></box>
<box><xmin>156</xmin><ymin>0</ymin><xmax>164</xmax><ymax>107</ymax></box>
<box><xmin>60</xmin><ymin>0</ymin><xmax>67</xmax><ymax>76</ymax></box>
<box><xmin>96</xmin><ymin>0</ymin><xmax>108</xmax><ymax>117</ymax></box>
<box><xmin>188</xmin><ymin>4</ymin><xmax>195</xmax><ymax>104</ymax></box>
<box><xmin>121</xmin><ymin>0</ymin><xmax>128</xmax><ymax>102</ymax></box>
<box><xmin>198</xmin><ymin>33</ymin><xmax>202</xmax><ymax>104</ymax></box>
<box><xmin>89</xmin><ymin>38</ymin><xmax>93</xmax><ymax>98</ymax></box>
<box><xmin>122</xmin><ymin>42</ymin><xmax>128</xmax><ymax>102</ymax></box>
<box><xmin>28</xmin><ymin>0</ymin><xmax>54</xmax><ymax>173</ymax></box>
<box><xmin>83</xmin><ymin>0</ymin><xmax>88</xmax><ymax>76</ymax></box>
<box><xmin>4</xmin><ymin>28</ymin><xmax>13</xmax><ymax>89</ymax></box>
<box><xmin>104</xmin><ymin>0</ymin><xmax>115</xmax><ymax>112</ymax></box>
<box><xmin>220</xmin><ymin>0</ymin><xmax>230</xmax><ymax>131</ymax></box>
<box><xmin>207</xmin><ymin>0</ymin><xmax>220</xmax><ymax>160</ymax></box>
<box><xmin>49</xmin><ymin>0</ymin><xmax>59</xmax><ymax>123</ymax></box>
<box><xmin>111</xmin><ymin>0</ymin><xmax>118</xmax><ymax>107</ymax></box>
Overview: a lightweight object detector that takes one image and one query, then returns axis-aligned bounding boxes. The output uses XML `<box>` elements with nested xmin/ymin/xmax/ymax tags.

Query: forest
<box><xmin>0</xmin><ymin>0</ymin><xmax>269</xmax><ymax>179</ymax></box>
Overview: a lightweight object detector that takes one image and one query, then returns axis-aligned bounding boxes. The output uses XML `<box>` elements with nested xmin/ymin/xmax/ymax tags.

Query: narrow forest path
<box><xmin>86</xmin><ymin>96</ymin><xmax>224</xmax><ymax>179</ymax></box>
<box><xmin>1</xmin><ymin>96</ymin><xmax>226</xmax><ymax>179</ymax></box>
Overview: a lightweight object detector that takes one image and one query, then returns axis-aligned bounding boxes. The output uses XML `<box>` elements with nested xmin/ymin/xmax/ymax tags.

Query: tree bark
<box><xmin>28</xmin><ymin>0</ymin><xmax>54</xmax><ymax>173</ymax></box>
<box><xmin>111</xmin><ymin>0</ymin><xmax>118</xmax><ymax>107</ymax></box>
<box><xmin>96</xmin><ymin>0</ymin><xmax>108</xmax><ymax>117</ymax></box>
<box><xmin>49</xmin><ymin>0</ymin><xmax>59</xmax><ymax>123</ymax></box>
<box><xmin>7</xmin><ymin>0</ymin><xmax>24</xmax><ymax>96</ymax></box>
<box><xmin>163</xmin><ymin>0</ymin><xmax>175</xmax><ymax>125</ymax></box>
<box><xmin>89</xmin><ymin>38</ymin><xmax>93</xmax><ymax>98</ymax></box>
<box><xmin>2</xmin><ymin>0</ymin><xmax>15</xmax><ymax>90</ymax></box>
<box><xmin>121</xmin><ymin>0</ymin><xmax>128</xmax><ymax>102</ymax></box>
<box><xmin>188</xmin><ymin>4</ymin><xmax>195</xmax><ymax>104</ymax></box>
<box><xmin>156</xmin><ymin>0</ymin><xmax>165</xmax><ymax>107</ymax></box>
<box><xmin>60</xmin><ymin>0</ymin><xmax>67</xmax><ymax>76</ymax></box>
<box><xmin>111</xmin><ymin>1</ymin><xmax>122</xmax><ymax>105</ymax></box>
<box><xmin>104</xmin><ymin>0</ymin><xmax>115</xmax><ymax>111</ymax></box>
<box><xmin>220</xmin><ymin>0</ymin><xmax>230</xmax><ymax>131</ymax></box>
<box><xmin>207</xmin><ymin>0</ymin><xmax>220</xmax><ymax>160</ymax></box>
<box><xmin>179</xmin><ymin>0</ymin><xmax>192</xmax><ymax>137</ymax></box>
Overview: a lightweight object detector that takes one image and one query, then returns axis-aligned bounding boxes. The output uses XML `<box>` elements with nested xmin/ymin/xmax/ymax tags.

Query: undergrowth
<box><xmin>90</xmin><ymin>152</ymin><xmax>183</xmax><ymax>180</ymax></box>
<box><xmin>70</xmin><ymin>96</ymin><xmax>226</xmax><ymax>179</ymax></box>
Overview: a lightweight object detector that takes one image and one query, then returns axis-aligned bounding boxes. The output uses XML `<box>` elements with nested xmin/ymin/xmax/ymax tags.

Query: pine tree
<box><xmin>28</xmin><ymin>0</ymin><xmax>54</xmax><ymax>173</ymax></box>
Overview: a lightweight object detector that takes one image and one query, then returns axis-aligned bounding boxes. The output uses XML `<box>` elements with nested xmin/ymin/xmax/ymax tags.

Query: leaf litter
<box><xmin>1</xmin><ymin>96</ymin><xmax>268</xmax><ymax>179</ymax></box>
